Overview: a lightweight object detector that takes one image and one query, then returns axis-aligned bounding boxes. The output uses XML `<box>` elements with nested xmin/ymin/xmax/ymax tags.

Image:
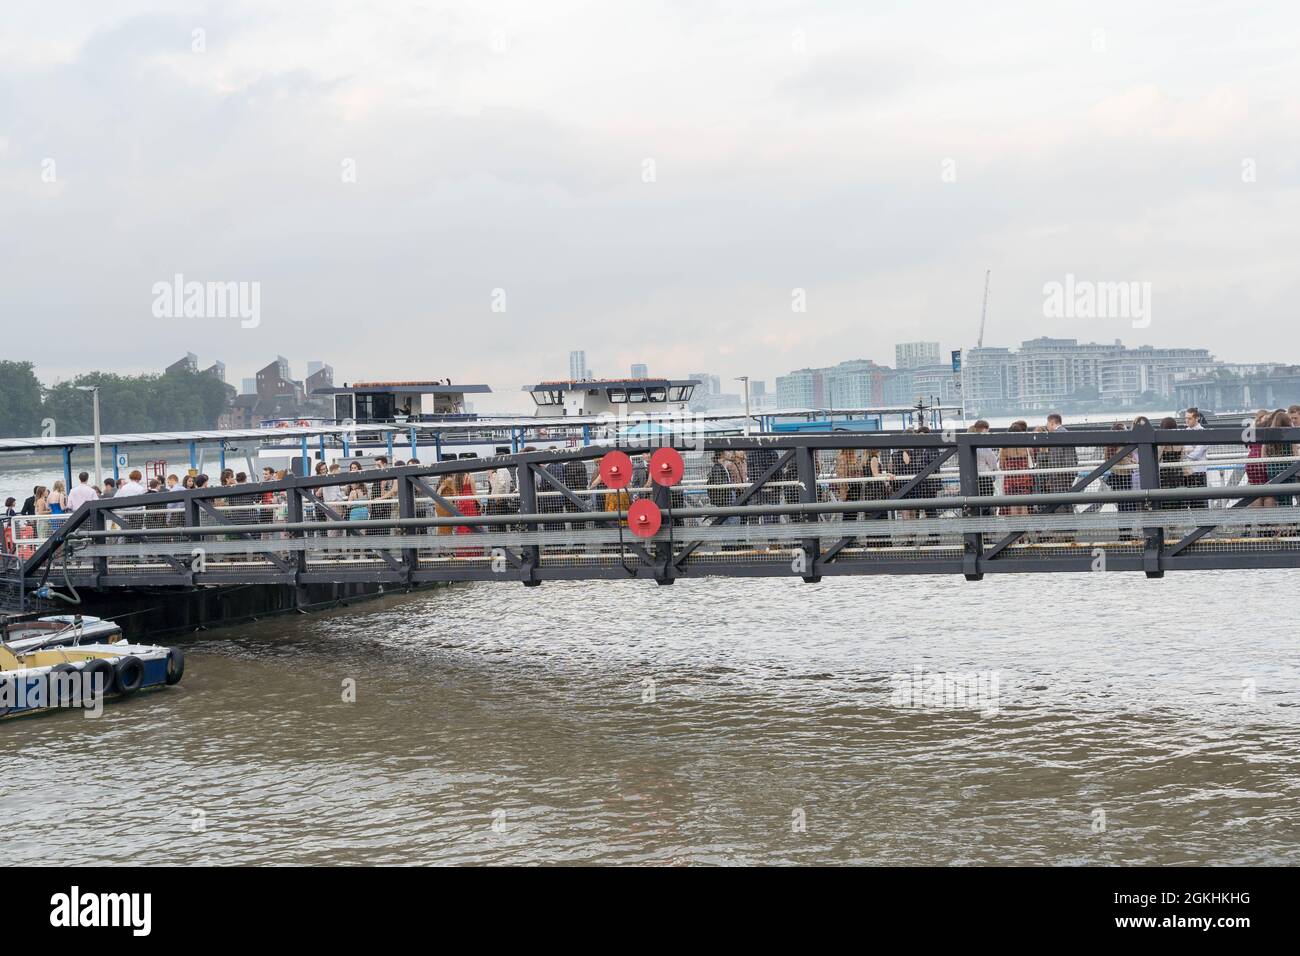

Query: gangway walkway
<box><xmin>7</xmin><ymin>424</ymin><xmax>1300</xmax><ymax>599</ymax></box>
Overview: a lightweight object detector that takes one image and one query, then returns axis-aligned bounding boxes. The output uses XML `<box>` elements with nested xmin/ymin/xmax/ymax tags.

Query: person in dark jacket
<box><xmin>1037</xmin><ymin>413</ymin><xmax>1079</xmax><ymax>513</ymax></box>
<box><xmin>561</xmin><ymin>457</ymin><xmax>591</xmax><ymax>534</ymax></box>
<box><xmin>746</xmin><ymin>446</ymin><xmax>781</xmax><ymax>523</ymax></box>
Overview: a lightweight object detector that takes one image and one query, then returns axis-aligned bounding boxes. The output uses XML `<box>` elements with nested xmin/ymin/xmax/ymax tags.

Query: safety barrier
<box><xmin>11</xmin><ymin>422</ymin><xmax>1300</xmax><ymax>588</ymax></box>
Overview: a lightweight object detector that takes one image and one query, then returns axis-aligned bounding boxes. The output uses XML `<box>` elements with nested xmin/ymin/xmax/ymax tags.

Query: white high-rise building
<box><xmin>896</xmin><ymin>341</ymin><xmax>941</xmax><ymax>369</ymax></box>
<box><xmin>569</xmin><ymin>350</ymin><xmax>589</xmax><ymax>380</ymax></box>
<box><xmin>960</xmin><ymin>347</ymin><xmax>1018</xmax><ymax>414</ymax></box>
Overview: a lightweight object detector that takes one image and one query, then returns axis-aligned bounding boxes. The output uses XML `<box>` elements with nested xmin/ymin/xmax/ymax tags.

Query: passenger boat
<box><xmin>252</xmin><ymin>376</ymin><xmax>959</xmax><ymax>472</ymax></box>
<box><xmin>255</xmin><ymin>377</ymin><xmax>723</xmax><ymax>469</ymax></box>
<box><xmin>0</xmin><ymin>626</ymin><xmax>184</xmax><ymax>720</ymax></box>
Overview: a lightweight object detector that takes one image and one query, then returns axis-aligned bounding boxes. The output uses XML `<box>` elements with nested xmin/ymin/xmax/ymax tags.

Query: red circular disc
<box><xmin>627</xmin><ymin>499</ymin><xmax>662</xmax><ymax>538</ymax></box>
<box><xmin>650</xmin><ymin>447</ymin><xmax>684</xmax><ymax>486</ymax></box>
<box><xmin>598</xmin><ymin>450</ymin><xmax>634</xmax><ymax>489</ymax></box>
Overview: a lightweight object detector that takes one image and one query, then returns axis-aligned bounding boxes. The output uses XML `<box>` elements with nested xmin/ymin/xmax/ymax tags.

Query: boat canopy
<box><xmin>524</xmin><ymin>378</ymin><xmax>699</xmax><ymax>407</ymax></box>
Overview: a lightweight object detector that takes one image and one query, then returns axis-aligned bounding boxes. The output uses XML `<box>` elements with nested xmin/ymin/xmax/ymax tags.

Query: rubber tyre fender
<box><xmin>164</xmin><ymin>646</ymin><xmax>185</xmax><ymax>686</ymax></box>
<box><xmin>113</xmin><ymin>656</ymin><xmax>145</xmax><ymax>696</ymax></box>
<box><xmin>46</xmin><ymin>663</ymin><xmax>79</xmax><ymax>707</ymax></box>
<box><xmin>80</xmin><ymin>658</ymin><xmax>116</xmax><ymax>702</ymax></box>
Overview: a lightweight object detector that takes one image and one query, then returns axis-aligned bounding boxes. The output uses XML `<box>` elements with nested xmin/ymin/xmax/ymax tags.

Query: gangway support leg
<box><xmin>652</xmin><ymin>483</ymin><xmax>675</xmax><ymax>585</ymax></box>
<box><xmin>515</xmin><ymin>462</ymin><xmax>542</xmax><ymax>586</ymax></box>
<box><xmin>796</xmin><ymin>446</ymin><xmax>821</xmax><ymax>583</ymax></box>
<box><xmin>956</xmin><ymin>435</ymin><xmax>984</xmax><ymax>581</ymax></box>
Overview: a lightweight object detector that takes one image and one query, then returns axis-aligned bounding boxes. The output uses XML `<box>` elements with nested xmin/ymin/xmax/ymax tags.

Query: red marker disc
<box><xmin>650</xmin><ymin>447</ymin><xmax>684</xmax><ymax>486</ymax></box>
<box><xmin>598</xmin><ymin>450</ymin><xmax>634</xmax><ymax>489</ymax></box>
<box><xmin>627</xmin><ymin>499</ymin><xmax>662</xmax><ymax>538</ymax></box>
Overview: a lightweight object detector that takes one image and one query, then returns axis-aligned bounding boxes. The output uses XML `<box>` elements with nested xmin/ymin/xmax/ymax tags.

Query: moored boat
<box><xmin>2</xmin><ymin>614</ymin><xmax>123</xmax><ymax>654</ymax></box>
<box><xmin>0</xmin><ymin>635</ymin><xmax>184</xmax><ymax>720</ymax></box>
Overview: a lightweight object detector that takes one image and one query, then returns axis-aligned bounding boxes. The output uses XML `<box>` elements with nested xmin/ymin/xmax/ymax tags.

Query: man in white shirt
<box><xmin>1183</xmin><ymin>407</ymin><xmax>1210</xmax><ymax>509</ymax></box>
<box><xmin>970</xmin><ymin>420</ymin><xmax>998</xmax><ymax>515</ymax></box>
<box><xmin>66</xmin><ymin>472</ymin><xmax>100</xmax><ymax>511</ymax></box>
<box><xmin>116</xmin><ymin>469</ymin><xmax>148</xmax><ymax>498</ymax></box>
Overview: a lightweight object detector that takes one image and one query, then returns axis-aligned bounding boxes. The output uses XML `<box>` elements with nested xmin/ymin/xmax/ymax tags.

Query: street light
<box><xmin>76</xmin><ymin>385</ymin><xmax>102</xmax><ymax>489</ymax></box>
<box><xmin>735</xmin><ymin>376</ymin><xmax>751</xmax><ymax>436</ymax></box>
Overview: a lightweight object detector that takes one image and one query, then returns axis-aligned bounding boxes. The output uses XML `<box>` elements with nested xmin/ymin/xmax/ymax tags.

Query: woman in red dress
<box><xmin>1245</xmin><ymin>408</ymin><xmax>1270</xmax><ymax>496</ymax></box>
<box><xmin>455</xmin><ymin>473</ymin><xmax>483</xmax><ymax>556</ymax></box>
<box><xmin>999</xmin><ymin>420</ymin><xmax>1033</xmax><ymax>515</ymax></box>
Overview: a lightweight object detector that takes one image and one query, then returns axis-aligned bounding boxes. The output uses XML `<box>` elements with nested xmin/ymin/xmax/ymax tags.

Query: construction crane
<box><xmin>976</xmin><ymin>269</ymin><xmax>991</xmax><ymax>349</ymax></box>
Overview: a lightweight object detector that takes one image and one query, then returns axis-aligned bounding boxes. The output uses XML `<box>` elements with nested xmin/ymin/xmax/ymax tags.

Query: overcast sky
<box><xmin>4</xmin><ymin>1</ymin><xmax>1299</xmax><ymax>412</ymax></box>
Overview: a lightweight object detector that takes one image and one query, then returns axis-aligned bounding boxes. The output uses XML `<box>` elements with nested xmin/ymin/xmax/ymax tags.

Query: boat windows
<box><xmin>354</xmin><ymin>392</ymin><xmax>395</xmax><ymax>422</ymax></box>
<box><xmin>668</xmin><ymin>385</ymin><xmax>693</xmax><ymax>402</ymax></box>
<box><xmin>607</xmin><ymin>388</ymin><xmax>628</xmax><ymax>403</ymax></box>
<box><xmin>531</xmin><ymin>390</ymin><xmax>564</xmax><ymax>406</ymax></box>
<box><xmin>626</xmin><ymin>388</ymin><xmax>647</xmax><ymax>403</ymax></box>
<box><xmin>646</xmin><ymin>387</ymin><xmax>667</xmax><ymax>402</ymax></box>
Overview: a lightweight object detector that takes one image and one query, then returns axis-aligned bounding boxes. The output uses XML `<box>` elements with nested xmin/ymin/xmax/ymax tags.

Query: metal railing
<box><xmin>9</xmin><ymin>423</ymin><xmax>1300</xmax><ymax>587</ymax></box>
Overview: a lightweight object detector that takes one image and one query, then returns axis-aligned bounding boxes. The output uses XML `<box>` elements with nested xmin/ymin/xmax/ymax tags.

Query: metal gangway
<box><xmin>8</xmin><ymin>424</ymin><xmax>1300</xmax><ymax>595</ymax></box>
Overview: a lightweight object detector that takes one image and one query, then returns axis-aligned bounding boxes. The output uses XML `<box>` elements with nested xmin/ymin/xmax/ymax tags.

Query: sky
<box><xmin>3</xmin><ymin>0</ymin><xmax>1300</xmax><ymax>413</ymax></box>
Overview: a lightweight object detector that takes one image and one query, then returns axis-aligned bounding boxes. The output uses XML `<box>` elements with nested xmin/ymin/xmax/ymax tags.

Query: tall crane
<box><xmin>976</xmin><ymin>269</ymin><xmax>990</xmax><ymax>349</ymax></box>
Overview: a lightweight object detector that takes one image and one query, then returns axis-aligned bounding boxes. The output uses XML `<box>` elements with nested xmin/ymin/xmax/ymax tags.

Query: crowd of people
<box><xmin>5</xmin><ymin>407</ymin><xmax>1300</xmax><ymax>558</ymax></box>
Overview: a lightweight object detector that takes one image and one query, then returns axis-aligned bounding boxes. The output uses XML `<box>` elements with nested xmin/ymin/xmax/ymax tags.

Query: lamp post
<box><xmin>735</xmin><ymin>375</ymin><xmax>751</xmax><ymax>436</ymax></box>
<box><xmin>76</xmin><ymin>385</ymin><xmax>102</xmax><ymax>489</ymax></box>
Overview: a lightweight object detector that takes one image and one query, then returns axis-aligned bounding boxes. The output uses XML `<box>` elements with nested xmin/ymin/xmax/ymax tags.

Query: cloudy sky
<box><xmin>3</xmin><ymin>1</ymin><xmax>1299</xmax><ymax>412</ymax></box>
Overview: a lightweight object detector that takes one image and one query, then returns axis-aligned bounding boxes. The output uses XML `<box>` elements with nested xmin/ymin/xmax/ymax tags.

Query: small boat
<box><xmin>0</xmin><ymin>630</ymin><xmax>184</xmax><ymax>720</ymax></box>
<box><xmin>2</xmin><ymin>614</ymin><xmax>123</xmax><ymax>654</ymax></box>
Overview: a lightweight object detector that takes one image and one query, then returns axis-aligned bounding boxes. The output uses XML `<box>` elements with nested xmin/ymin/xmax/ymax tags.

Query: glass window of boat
<box><xmin>668</xmin><ymin>385</ymin><xmax>693</xmax><ymax>402</ymax></box>
<box><xmin>626</xmin><ymin>388</ymin><xmax>648</xmax><ymax>403</ymax></box>
<box><xmin>532</xmin><ymin>390</ymin><xmax>562</xmax><ymax>406</ymax></box>
<box><xmin>334</xmin><ymin>394</ymin><xmax>355</xmax><ymax>421</ymax></box>
<box><xmin>647</xmin><ymin>386</ymin><xmax>667</xmax><ymax>402</ymax></box>
<box><xmin>607</xmin><ymin>388</ymin><xmax>628</xmax><ymax>403</ymax></box>
<box><xmin>354</xmin><ymin>392</ymin><xmax>395</xmax><ymax>422</ymax></box>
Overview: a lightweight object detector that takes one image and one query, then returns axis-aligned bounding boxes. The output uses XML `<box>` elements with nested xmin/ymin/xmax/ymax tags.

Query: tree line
<box><xmin>0</xmin><ymin>361</ymin><xmax>231</xmax><ymax>439</ymax></box>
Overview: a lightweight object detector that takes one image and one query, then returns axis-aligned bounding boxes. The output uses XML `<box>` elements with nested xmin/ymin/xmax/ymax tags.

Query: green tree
<box><xmin>41</xmin><ymin>369</ymin><xmax>231</xmax><ymax>436</ymax></box>
<box><xmin>0</xmin><ymin>360</ymin><xmax>44</xmax><ymax>437</ymax></box>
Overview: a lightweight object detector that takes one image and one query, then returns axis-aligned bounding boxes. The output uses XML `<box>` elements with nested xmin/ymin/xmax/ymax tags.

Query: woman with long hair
<box><xmin>833</xmin><ymin>448</ymin><xmax>863</xmax><ymax>524</ymax></box>
<box><xmin>1157</xmin><ymin>416</ymin><xmax>1185</xmax><ymax>510</ymax></box>
<box><xmin>433</xmin><ymin>475</ymin><xmax>459</xmax><ymax>537</ymax></box>
<box><xmin>1246</xmin><ymin>409</ymin><xmax>1272</xmax><ymax>506</ymax></box>
<box><xmin>1263</xmin><ymin>409</ymin><xmax>1293</xmax><ymax>508</ymax></box>
<box><xmin>49</xmin><ymin>480</ymin><xmax>68</xmax><ymax>512</ymax></box>
<box><xmin>1104</xmin><ymin>423</ymin><xmax>1137</xmax><ymax>512</ymax></box>
<box><xmin>999</xmin><ymin>421</ymin><xmax>1032</xmax><ymax>517</ymax></box>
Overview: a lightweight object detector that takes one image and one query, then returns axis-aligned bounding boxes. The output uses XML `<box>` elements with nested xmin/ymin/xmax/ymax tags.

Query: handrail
<box><xmin>20</xmin><ymin>425</ymin><xmax>1300</xmax><ymax>583</ymax></box>
<box><xmin>56</xmin><ymin>481</ymin><xmax>1300</xmax><ymax>539</ymax></box>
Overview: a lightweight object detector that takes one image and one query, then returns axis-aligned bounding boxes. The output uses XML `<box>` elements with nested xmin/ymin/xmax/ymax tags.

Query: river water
<box><xmin>4</xmin><ymin>569</ymin><xmax>1299</xmax><ymax>865</ymax></box>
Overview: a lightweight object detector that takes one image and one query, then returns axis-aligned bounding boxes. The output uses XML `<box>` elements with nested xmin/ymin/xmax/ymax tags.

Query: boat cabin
<box><xmin>524</xmin><ymin>378</ymin><xmax>699</xmax><ymax>418</ymax></box>
<box><xmin>313</xmin><ymin>381</ymin><xmax>492</xmax><ymax>424</ymax></box>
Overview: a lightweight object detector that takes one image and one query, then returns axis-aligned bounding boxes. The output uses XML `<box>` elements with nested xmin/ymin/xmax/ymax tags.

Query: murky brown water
<box><xmin>4</xmin><ymin>569</ymin><xmax>1299</xmax><ymax>865</ymax></box>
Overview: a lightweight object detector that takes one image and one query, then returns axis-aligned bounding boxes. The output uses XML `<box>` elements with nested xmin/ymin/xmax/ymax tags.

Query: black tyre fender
<box><xmin>46</xmin><ymin>663</ymin><xmax>79</xmax><ymax>706</ymax></box>
<box><xmin>80</xmin><ymin>659</ymin><xmax>116</xmax><ymax>701</ymax></box>
<box><xmin>113</xmin><ymin>656</ymin><xmax>145</xmax><ymax>696</ymax></box>
<box><xmin>164</xmin><ymin>646</ymin><xmax>185</xmax><ymax>686</ymax></box>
